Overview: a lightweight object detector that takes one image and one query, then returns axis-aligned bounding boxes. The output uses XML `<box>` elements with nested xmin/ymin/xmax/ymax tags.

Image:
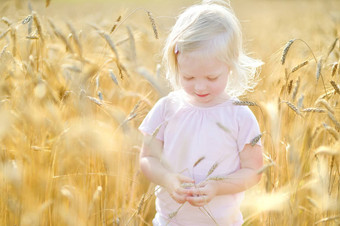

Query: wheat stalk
<box><xmin>208</xmin><ymin>176</ymin><xmax>226</xmax><ymax>181</ymax></box>
<box><xmin>330</xmin><ymin>81</ymin><xmax>340</xmax><ymax>95</ymax></box>
<box><xmin>315</xmin><ymin>215</ymin><xmax>340</xmax><ymax>224</ymax></box>
<box><xmin>95</xmin><ymin>75</ymin><xmax>100</xmax><ymax>91</ymax></box>
<box><xmin>301</xmin><ymin>108</ymin><xmax>326</xmax><ymax>113</ymax></box>
<box><xmin>10</xmin><ymin>27</ymin><xmax>16</xmax><ymax>57</ymax></box>
<box><xmin>32</xmin><ymin>11</ymin><xmax>44</xmax><ymax>43</ymax></box>
<box><xmin>281</xmin><ymin>39</ymin><xmax>295</xmax><ymax>65</ymax></box>
<box><xmin>115</xmin><ymin>36</ymin><xmax>130</xmax><ymax>46</ymax></box>
<box><xmin>233</xmin><ymin>101</ymin><xmax>257</xmax><ymax>106</ymax></box>
<box><xmin>128</xmin><ymin>101</ymin><xmax>141</xmax><ymax>119</ymax></box>
<box><xmin>317</xmin><ymin>90</ymin><xmax>336</xmax><ymax>100</ymax></box>
<box><xmin>110</xmin><ymin>15</ymin><xmax>122</xmax><ymax>34</ymax></box>
<box><xmin>291</xmin><ymin>60</ymin><xmax>308</xmax><ymax>73</ymax></box>
<box><xmin>326</xmin><ymin>37</ymin><xmax>339</xmax><ymax>60</ymax></box>
<box><xmin>87</xmin><ymin>96</ymin><xmax>102</xmax><ymax>106</ymax></box>
<box><xmin>97</xmin><ymin>91</ymin><xmax>103</xmax><ymax>101</ymax></box>
<box><xmin>151</xmin><ymin>122</ymin><xmax>166</xmax><ymax>138</ymax></box>
<box><xmin>108</xmin><ymin>8</ymin><xmax>159</xmax><ymax>41</ymax></box>
<box><xmin>181</xmin><ymin>183</ymin><xmax>195</xmax><ymax>189</ymax></box>
<box><xmin>292</xmin><ymin>77</ymin><xmax>300</xmax><ymax>100</ymax></box>
<box><xmin>207</xmin><ymin>162</ymin><xmax>218</xmax><ymax>177</ymax></box>
<box><xmin>115</xmin><ymin>60</ymin><xmax>125</xmax><ymax>79</ymax></box>
<box><xmin>323</xmin><ymin>124</ymin><xmax>339</xmax><ymax>140</ymax></box>
<box><xmin>257</xmin><ymin>163</ymin><xmax>275</xmax><ymax>174</ymax></box>
<box><xmin>26</xmin><ymin>35</ymin><xmax>39</xmax><ymax>40</ymax></box>
<box><xmin>126</xmin><ymin>26</ymin><xmax>137</xmax><ymax>63</ymax></box>
<box><xmin>67</xmin><ymin>22</ymin><xmax>82</xmax><ymax>58</ymax></box>
<box><xmin>282</xmin><ymin>100</ymin><xmax>301</xmax><ymax>116</ymax></box>
<box><xmin>1</xmin><ymin>17</ymin><xmax>12</xmax><ymax>26</ymax></box>
<box><xmin>48</xmin><ymin>19</ymin><xmax>74</xmax><ymax>53</ymax></box>
<box><xmin>250</xmin><ymin>134</ymin><xmax>262</xmax><ymax>146</ymax></box>
<box><xmin>0</xmin><ymin>28</ymin><xmax>10</xmax><ymax>41</ymax></box>
<box><xmin>100</xmin><ymin>32</ymin><xmax>119</xmax><ymax>61</ymax></box>
<box><xmin>199</xmin><ymin>207</ymin><xmax>219</xmax><ymax>225</ymax></box>
<box><xmin>287</xmin><ymin>80</ymin><xmax>293</xmax><ymax>94</ymax></box>
<box><xmin>0</xmin><ymin>44</ymin><xmax>8</xmax><ymax>57</ymax></box>
<box><xmin>168</xmin><ymin>203</ymin><xmax>184</xmax><ymax>219</ymax></box>
<box><xmin>137</xmin><ymin>194</ymin><xmax>145</xmax><ymax>215</ymax></box>
<box><xmin>327</xmin><ymin>112</ymin><xmax>340</xmax><ymax>130</ymax></box>
<box><xmin>315</xmin><ymin>99</ymin><xmax>334</xmax><ymax>114</ymax></box>
<box><xmin>315</xmin><ymin>146</ymin><xmax>340</xmax><ymax>156</ymax></box>
<box><xmin>331</xmin><ymin>62</ymin><xmax>338</xmax><ymax>77</ymax></box>
<box><xmin>193</xmin><ymin>157</ymin><xmax>205</xmax><ymax>168</ymax></box>
<box><xmin>316</xmin><ymin>58</ymin><xmax>322</xmax><ymax>81</ymax></box>
<box><xmin>216</xmin><ymin>122</ymin><xmax>230</xmax><ymax>133</ymax></box>
<box><xmin>147</xmin><ymin>11</ymin><xmax>158</xmax><ymax>39</ymax></box>
<box><xmin>109</xmin><ymin>69</ymin><xmax>119</xmax><ymax>85</ymax></box>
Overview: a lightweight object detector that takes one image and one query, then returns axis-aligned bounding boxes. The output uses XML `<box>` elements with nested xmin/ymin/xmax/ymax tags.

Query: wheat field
<box><xmin>0</xmin><ymin>0</ymin><xmax>339</xmax><ymax>225</ymax></box>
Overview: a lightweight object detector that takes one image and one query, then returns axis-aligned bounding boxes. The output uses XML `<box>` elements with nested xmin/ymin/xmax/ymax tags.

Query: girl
<box><xmin>139</xmin><ymin>0</ymin><xmax>263</xmax><ymax>225</ymax></box>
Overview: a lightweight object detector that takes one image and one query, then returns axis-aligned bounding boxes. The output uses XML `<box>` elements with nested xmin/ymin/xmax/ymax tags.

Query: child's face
<box><xmin>177</xmin><ymin>51</ymin><xmax>230</xmax><ymax>106</ymax></box>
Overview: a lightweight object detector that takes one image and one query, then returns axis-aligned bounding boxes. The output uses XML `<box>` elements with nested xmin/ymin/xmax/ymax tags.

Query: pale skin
<box><xmin>140</xmin><ymin>51</ymin><xmax>263</xmax><ymax>207</ymax></box>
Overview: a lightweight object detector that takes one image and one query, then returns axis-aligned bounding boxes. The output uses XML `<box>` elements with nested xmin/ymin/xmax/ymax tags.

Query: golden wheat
<box><xmin>146</xmin><ymin>11</ymin><xmax>158</xmax><ymax>39</ymax></box>
<box><xmin>331</xmin><ymin>62</ymin><xmax>338</xmax><ymax>77</ymax></box>
<box><xmin>193</xmin><ymin>156</ymin><xmax>205</xmax><ymax>168</ymax></box>
<box><xmin>282</xmin><ymin>100</ymin><xmax>301</xmax><ymax>116</ymax></box>
<box><xmin>281</xmin><ymin>39</ymin><xmax>295</xmax><ymax>64</ymax></box>
<box><xmin>110</xmin><ymin>15</ymin><xmax>122</xmax><ymax>34</ymax></box>
<box><xmin>315</xmin><ymin>99</ymin><xmax>334</xmax><ymax>114</ymax></box>
<box><xmin>330</xmin><ymin>81</ymin><xmax>340</xmax><ymax>95</ymax></box>
<box><xmin>291</xmin><ymin>60</ymin><xmax>308</xmax><ymax>73</ymax></box>
<box><xmin>233</xmin><ymin>100</ymin><xmax>258</xmax><ymax>106</ymax></box>
<box><xmin>32</xmin><ymin>11</ymin><xmax>44</xmax><ymax>43</ymax></box>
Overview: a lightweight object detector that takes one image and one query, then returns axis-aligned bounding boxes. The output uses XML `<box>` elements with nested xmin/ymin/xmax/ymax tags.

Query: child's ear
<box><xmin>174</xmin><ymin>44</ymin><xmax>179</xmax><ymax>54</ymax></box>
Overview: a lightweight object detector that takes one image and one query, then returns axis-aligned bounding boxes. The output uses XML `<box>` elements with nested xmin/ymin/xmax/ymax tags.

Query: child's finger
<box><xmin>175</xmin><ymin>186</ymin><xmax>190</xmax><ymax>195</ymax></box>
<box><xmin>170</xmin><ymin>192</ymin><xmax>187</xmax><ymax>204</ymax></box>
<box><xmin>186</xmin><ymin>195</ymin><xmax>207</xmax><ymax>207</ymax></box>
<box><xmin>187</xmin><ymin>187</ymin><xmax>206</xmax><ymax>196</ymax></box>
<box><xmin>177</xmin><ymin>174</ymin><xmax>194</xmax><ymax>183</ymax></box>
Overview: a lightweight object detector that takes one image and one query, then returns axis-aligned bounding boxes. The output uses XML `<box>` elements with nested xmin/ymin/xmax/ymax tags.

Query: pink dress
<box><xmin>139</xmin><ymin>90</ymin><xmax>261</xmax><ymax>226</ymax></box>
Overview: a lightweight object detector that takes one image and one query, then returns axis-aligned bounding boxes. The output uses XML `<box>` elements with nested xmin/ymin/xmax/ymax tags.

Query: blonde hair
<box><xmin>163</xmin><ymin>0</ymin><xmax>262</xmax><ymax>97</ymax></box>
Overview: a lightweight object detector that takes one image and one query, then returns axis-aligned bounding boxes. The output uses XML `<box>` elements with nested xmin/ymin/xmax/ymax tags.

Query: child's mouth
<box><xmin>196</xmin><ymin>93</ymin><xmax>209</xmax><ymax>98</ymax></box>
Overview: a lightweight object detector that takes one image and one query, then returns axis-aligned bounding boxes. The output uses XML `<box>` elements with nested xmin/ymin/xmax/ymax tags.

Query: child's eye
<box><xmin>208</xmin><ymin>77</ymin><xmax>218</xmax><ymax>81</ymax></box>
<box><xmin>184</xmin><ymin>77</ymin><xmax>194</xmax><ymax>80</ymax></box>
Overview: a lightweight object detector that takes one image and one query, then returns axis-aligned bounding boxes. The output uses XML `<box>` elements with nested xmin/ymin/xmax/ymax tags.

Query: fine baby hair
<box><xmin>163</xmin><ymin>0</ymin><xmax>262</xmax><ymax>97</ymax></box>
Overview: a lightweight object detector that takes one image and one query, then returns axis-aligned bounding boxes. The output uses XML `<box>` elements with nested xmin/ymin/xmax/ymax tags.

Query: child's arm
<box><xmin>185</xmin><ymin>144</ymin><xmax>263</xmax><ymax>207</ymax></box>
<box><xmin>140</xmin><ymin>134</ymin><xmax>194</xmax><ymax>204</ymax></box>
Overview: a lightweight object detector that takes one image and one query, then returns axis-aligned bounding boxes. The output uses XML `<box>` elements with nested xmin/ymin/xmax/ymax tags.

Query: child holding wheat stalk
<box><xmin>139</xmin><ymin>0</ymin><xmax>263</xmax><ymax>225</ymax></box>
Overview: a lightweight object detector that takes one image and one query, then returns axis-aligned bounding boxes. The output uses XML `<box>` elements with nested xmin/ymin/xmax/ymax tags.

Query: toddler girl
<box><xmin>139</xmin><ymin>0</ymin><xmax>263</xmax><ymax>225</ymax></box>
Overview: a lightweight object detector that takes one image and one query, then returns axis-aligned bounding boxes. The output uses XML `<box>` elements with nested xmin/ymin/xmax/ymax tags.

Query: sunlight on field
<box><xmin>0</xmin><ymin>0</ymin><xmax>339</xmax><ymax>225</ymax></box>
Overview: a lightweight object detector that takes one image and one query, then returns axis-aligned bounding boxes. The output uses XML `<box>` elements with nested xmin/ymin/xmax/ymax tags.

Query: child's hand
<box><xmin>185</xmin><ymin>180</ymin><xmax>218</xmax><ymax>207</ymax></box>
<box><xmin>164</xmin><ymin>173</ymin><xmax>194</xmax><ymax>204</ymax></box>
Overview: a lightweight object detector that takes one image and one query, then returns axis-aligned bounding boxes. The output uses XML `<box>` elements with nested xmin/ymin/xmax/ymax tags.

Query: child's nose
<box><xmin>194</xmin><ymin>81</ymin><xmax>207</xmax><ymax>91</ymax></box>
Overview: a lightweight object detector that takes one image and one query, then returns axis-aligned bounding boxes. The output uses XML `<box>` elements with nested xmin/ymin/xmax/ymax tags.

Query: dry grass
<box><xmin>0</xmin><ymin>0</ymin><xmax>339</xmax><ymax>225</ymax></box>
